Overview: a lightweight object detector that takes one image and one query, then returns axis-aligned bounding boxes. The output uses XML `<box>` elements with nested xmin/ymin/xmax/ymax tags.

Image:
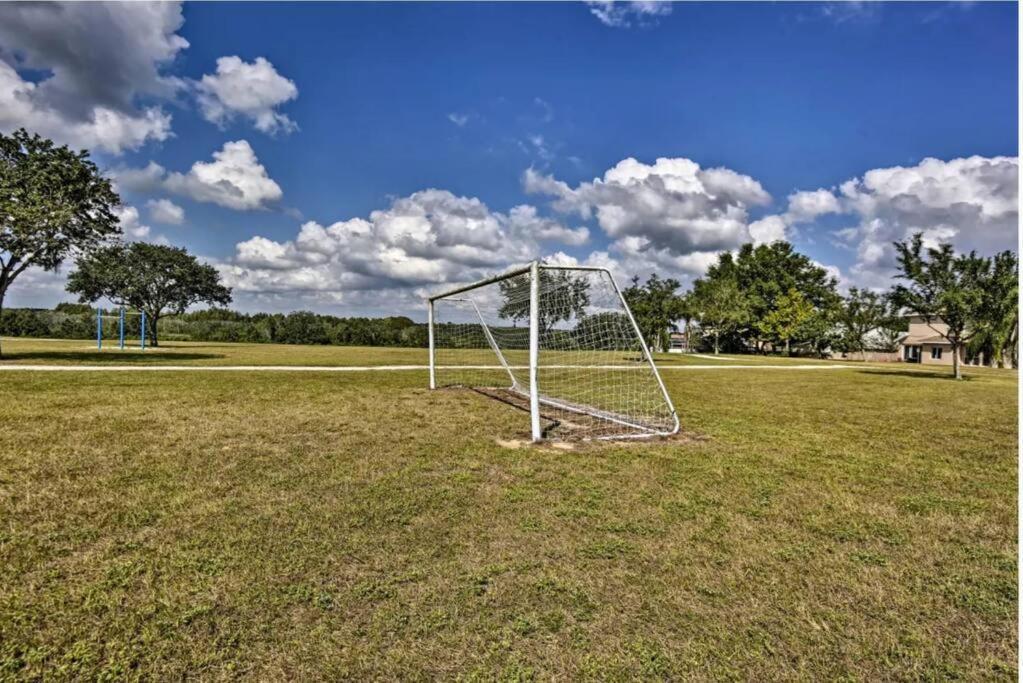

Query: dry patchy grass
<box><xmin>0</xmin><ymin>349</ymin><xmax>1016</xmax><ymax>679</ymax></box>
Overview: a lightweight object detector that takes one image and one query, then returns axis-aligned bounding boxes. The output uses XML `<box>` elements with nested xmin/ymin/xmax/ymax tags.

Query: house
<box><xmin>900</xmin><ymin>315</ymin><xmax>957</xmax><ymax>365</ymax></box>
<box><xmin>667</xmin><ymin>331</ymin><xmax>692</xmax><ymax>353</ymax></box>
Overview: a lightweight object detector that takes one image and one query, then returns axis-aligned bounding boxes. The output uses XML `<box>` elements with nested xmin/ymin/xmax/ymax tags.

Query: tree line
<box><xmin>0</xmin><ymin>305</ymin><xmax>428</xmax><ymax>348</ymax></box>
<box><xmin>622</xmin><ymin>239</ymin><xmax>1017</xmax><ymax>378</ymax></box>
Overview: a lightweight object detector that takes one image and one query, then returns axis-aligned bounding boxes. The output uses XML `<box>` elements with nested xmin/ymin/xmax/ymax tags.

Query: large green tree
<box><xmin>67</xmin><ymin>242</ymin><xmax>232</xmax><ymax>347</ymax></box>
<box><xmin>696</xmin><ymin>241</ymin><xmax>841</xmax><ymax>353</ymax></box>
<box><xmin>622</xmin><ymin>274</ymin><xmax>686</xmax><ymax>352</ymax></box>
<box><xmin>757</xmin><ymin>287</ymin><xmax>814</xmax><ymax>356</ymax></box>
<box><xmin>689</xmin><ymin>275</ymin><xmax>749</xmax><ymax>354</ymax></box>
<box><xmin>890</xmin><ymin>233</ymin><xmax>987</xmax><ymax>379</ymax></box>
<box><xmin>0</xmin><ymin>129</ymin><xmax>120</xmax><ymax>356</ymax></box>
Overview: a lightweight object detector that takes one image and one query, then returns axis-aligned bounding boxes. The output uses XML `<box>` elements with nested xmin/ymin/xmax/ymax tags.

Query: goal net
<box><xmin>429</xmin><ymin>262</ymin><xmax>679</xmax><ymax>441</ymax></box>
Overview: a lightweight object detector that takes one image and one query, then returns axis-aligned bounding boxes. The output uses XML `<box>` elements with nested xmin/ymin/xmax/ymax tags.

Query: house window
<box><xmin>931</xmin><ymin>347</ymin><xmax>942</xmax><ymax>360</ymax></box>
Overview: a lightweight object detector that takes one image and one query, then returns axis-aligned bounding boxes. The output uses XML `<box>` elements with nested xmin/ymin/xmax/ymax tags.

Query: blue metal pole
<box><xmin>141</xmin><ymin>310</ymin><xmax>146</xmax><ymax>351</ymax></box>
<box><xmin>119</xmin><ymin>306</ymin><xmax>125</xmax><ymax>350</ymax></box>
<box><xmin>96</xmin><ymin>307</ymin><xmax>102</xmax><ymax>350</ymax></box>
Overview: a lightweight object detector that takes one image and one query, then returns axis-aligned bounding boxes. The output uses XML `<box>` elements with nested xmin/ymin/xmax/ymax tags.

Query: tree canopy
<box><xmin>66</xmin><ymin>242</ymin><xmax>232</xmax><ymax>347</ymax></box>
<box><xmin>622</xmin><ymin>274</ymin><xmax>686</xmax><ymax>353</ymax></box>
<box><xmin>692</xmin><ymin>241</ymin><xmax>841</xmax><ymax>355</ymax></box>
<box><xmin>497</xmin><ymin>267</ymin><xmax>590</xmax><ymax>333</ymax></box>
<box><xmin>835</xmin><ymin>288</ymin><xmax>905</xmax><ymax>355</ymax></box>
<box><xmin>689</xmin><ymin>275</ymin><xmax>749</xmax><ymax>354</ymax></box>
<box><xmin>969</xmin><ymin>250</ymin><xmax>1018</xmax><ymax>368</ymax></box>
<box><xmin>757</xmin><ymin>287</ymin><xmax>815</xmax><ymax>356</ymax></box>
<box><xmin>0</xmin><ymin>129</ymin><xmax>121</xmax><ymax>355</ymax></box>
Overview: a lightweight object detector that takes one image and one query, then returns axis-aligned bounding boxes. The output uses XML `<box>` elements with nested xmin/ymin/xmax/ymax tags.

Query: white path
<box><xmin>0</xmin><ymin>363</ymin><xmax>855</xmax><ymax>372</ymax></box>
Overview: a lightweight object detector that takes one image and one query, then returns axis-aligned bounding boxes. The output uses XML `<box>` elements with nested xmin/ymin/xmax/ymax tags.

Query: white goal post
<box><xmin>428</xmin><ymin>261</ymin><xmax>679</xmax><ymax>441</ymax></box>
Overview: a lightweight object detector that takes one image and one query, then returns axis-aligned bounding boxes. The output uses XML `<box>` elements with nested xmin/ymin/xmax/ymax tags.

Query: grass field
<box><xmin>0</xmin><ymin>338</ymin><xmax>1017</xmax><ymax>679</ymax></box>
<box><xmin>0</xmin><ymin>337</ymin><xmax>838</xmax><ymax>367</ymax></box>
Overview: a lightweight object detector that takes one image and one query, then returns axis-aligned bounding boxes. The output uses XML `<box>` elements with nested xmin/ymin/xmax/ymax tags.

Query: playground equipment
<box><xmin>96</xmin><ymin>306</ymin><xmax>146</xmax><ymax>351</ymax></box>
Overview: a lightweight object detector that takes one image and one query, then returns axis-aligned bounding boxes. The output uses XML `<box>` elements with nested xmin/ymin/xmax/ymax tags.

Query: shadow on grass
<box><xmin>0</xmin><ymin>350</ymin><xmax>223</xmax><ymax>364</ymax></box>
<box><xmin>857</xmin><ymin>368</ymin><xmax>973</xmax><ymax>381</ymax></box>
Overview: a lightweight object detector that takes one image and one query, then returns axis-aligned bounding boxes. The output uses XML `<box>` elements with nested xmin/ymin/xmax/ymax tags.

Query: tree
<box><xmin>676</xmin><ymin>292</ymin><xmax>697</xmax><ymax>352</ymax></box>
<box><xmin>572</xmin><ymin>310</ymin><xmax>632</xmax><ymax>347</ymax></box>
<box><xmin>279</xmin><ymin>311</ymin><xmax>330</xmax><ymax>345</ymax></box>
<box><xmin>837</xmin><ymin>288</ymin><xmax>883</xmax><ymax>355</ymax></box>
<box><xmin>498</xmin><ymin>267</ymin><xmax>590</xmax><ymax>333</ymax></box>
<box><xmin>890</xmin><ymin>233</ymin><xmax>986</xmax><ymax>379</ymax></box>
<box><xmin>871</xmin><ymin>306</ymin><xmax>909</xmax><ymax>354</ymax></box>
<box><xmin>798</xmin><ymin>309</ymin><xmax>843</xmax><ymax>358</ymax></box>
<box><xmin>690</xmin><ymin>276</ymin><xmax>749</xmax><ymax>354</ymax></box>
<box><xmin>700</xmin><ymin>242</ymin><xmax>841</xmax><ymax>353</ymax></box>
<box><xmin>757</xmin><ymin>287</ymin><xmax>814</xmax><ymax>356</ymax></box>
<box><xmin>67</xmin><ymin>242</ymin><xmax>232</xmax><ymax>347</ymax></box>
<box><xmin>970</xmin><ymin>250</ymin><xmax>1018</xmax><ymax>368</ymax></box>
<box><xmin>836</xmin><ymin>288</ymin><xmax>905</xmax><ymax>355</ymax></box>
<box><xmin>0</xmin><ymin>129</ymin><xmax>120</xmax><ymax>356</ymax></box>
<box><xmin>622</xmin><ymin>274</ymin><xmax>686</xmax><ymax>352</ymax></box>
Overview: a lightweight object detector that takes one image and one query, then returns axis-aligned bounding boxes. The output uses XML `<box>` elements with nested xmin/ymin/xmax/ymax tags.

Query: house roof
<box><xmin>903</xmin><ymin>314</ymin><xmax>946</xmax><ymax>324</ymax></box>
<box><xmin>903</xmin><ymin>334</ymin><xmax>952</xmax><ymax>345</ymax></box>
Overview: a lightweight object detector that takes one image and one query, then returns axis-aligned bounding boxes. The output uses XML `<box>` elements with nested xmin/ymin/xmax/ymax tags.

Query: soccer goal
<box><xmin>428</xmin><ymin>261</ymin><xmax>679</xmax><ymax>441</ymax></box>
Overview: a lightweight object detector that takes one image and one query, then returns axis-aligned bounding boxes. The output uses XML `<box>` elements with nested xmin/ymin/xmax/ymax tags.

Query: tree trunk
<box><xmin>713</xmin><ymin>331</ymin><xmax>720</xmax><ymax>355</ymax></box>
<box><xmin>0</xmin><ymin>288</ymin><xmax>5</xmax><ymax>359</ymax></box>
<box><xmin>149</xmin><ymin>315</ymin><xmax>159</xmax><ymax>347</ymax></box>
<box><xmin>952</xmin><ymin>343</ymin><xmax>961</xmax><ymax>380</ymax></box>
<box><xmin>784</xmin><ymin>338</ymin><xmax>790</xmax><ymax>356</ymax></box>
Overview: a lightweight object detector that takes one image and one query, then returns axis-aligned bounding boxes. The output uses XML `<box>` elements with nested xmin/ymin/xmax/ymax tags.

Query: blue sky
<box><xmin>1</xmin><ymin>1</ymin><xmax>1018</xmax><ymax>316</ymax></box>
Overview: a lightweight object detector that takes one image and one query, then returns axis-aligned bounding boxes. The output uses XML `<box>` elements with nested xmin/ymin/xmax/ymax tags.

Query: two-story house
<box><xmin>900</xmin><ymin>315</ymin><xmax>956</xmax><ymax>365</ymax></box>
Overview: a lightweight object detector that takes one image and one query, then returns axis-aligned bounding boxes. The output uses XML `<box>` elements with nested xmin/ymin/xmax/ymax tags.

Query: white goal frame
<box><xmin>428</xmin><ymin>261</ymin><xmax>680</xmax><ymax>441</ymax></box>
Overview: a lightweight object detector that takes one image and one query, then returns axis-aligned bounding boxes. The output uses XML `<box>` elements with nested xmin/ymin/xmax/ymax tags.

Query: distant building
<box><xmin>668</xmin><ymin>331</ymin><xmax>692</xmax><ymax>353</ymax></box>
<box><xmin>900</xmin><ymin>315</ymin><xmax>958</xmax><ymax>365</ymax></box>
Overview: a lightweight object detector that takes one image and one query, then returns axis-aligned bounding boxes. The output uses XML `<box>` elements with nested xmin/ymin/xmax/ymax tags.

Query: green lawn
<box><xmin>0</xmin><ymin>340</ymin><xmax>1016</xmax><ymax>679</ymax></box>
<box><xmin>0</xmin><ymin>337</ymin><xmax>429</xmax><ymax>366</ymax></box>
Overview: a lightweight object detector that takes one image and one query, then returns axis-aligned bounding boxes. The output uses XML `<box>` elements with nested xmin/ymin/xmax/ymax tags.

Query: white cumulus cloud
<box><xmin>146</xmin><ymin>198</ymin><xmax>185</xmax><ymax>225</ymax></box>
<box><xmin>196</xmin><ymin>56</ymin><xmax>298</xmax><ymax>135</ymax></box>
<box><xmin>506</xmin><ymin>205</ymin><xmax>589</xmax><ymax>246</ymax></box>
<box><xmin>219</xmin><ymin>190</ymin><xmax>592</xmax><ymax>307</ymax></box>
<box><xmin>113</xmin><ymin>140</ymin><xmax>283</xmax><ymax>211</ymax></box>
<box><xmin>837</xmin><ymin>156</ymin><xmax>1018</xmax><ymax>285</ymax></box>
<box><xmin>524</xmin><ymin>156</ymin><xmax>771</xmax><ymax>258</ymax></box>
<box><xmin>774</xmin><ymin>156</ymin><xmax>1019</xmax><ymax>288</ymax></box>
<box><xmin>0</xmin><ymin>1</ymin><xmax>187</xmax><ymax>153</ymax></box>
<box><xmin>747</xmin><ymin>215</ymin><xmax>789</xmax><ymax>245</ymax></box>
<box><xmin>114</xmin><ymin>205</ymin><xmax>151</xmax><ymax>240</ymax></box>
<box><xmin>784</xmin><ymin>188</ymin><xmax>842</xmax><ymax>223</ymax></box>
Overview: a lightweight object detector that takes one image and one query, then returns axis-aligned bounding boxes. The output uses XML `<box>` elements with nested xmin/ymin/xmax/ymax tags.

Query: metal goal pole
<box><xmin>427</xmin><ymin>299</ymin><xmax>436</xmax><ymax>389</ymax></box>
<box><xmin>119</xmin><ymin>306</ymin><xmax>125</xmax><ymax>350</ymax></box>
<box><xmin>96</xmin><ymin>307</ymin><xmax>102</xmax><ymax>350</ymax></box>
<box><xmin>528</xmin><ymin>260</ymin><xmax>541</xmax><ymax>441</ymax></box>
